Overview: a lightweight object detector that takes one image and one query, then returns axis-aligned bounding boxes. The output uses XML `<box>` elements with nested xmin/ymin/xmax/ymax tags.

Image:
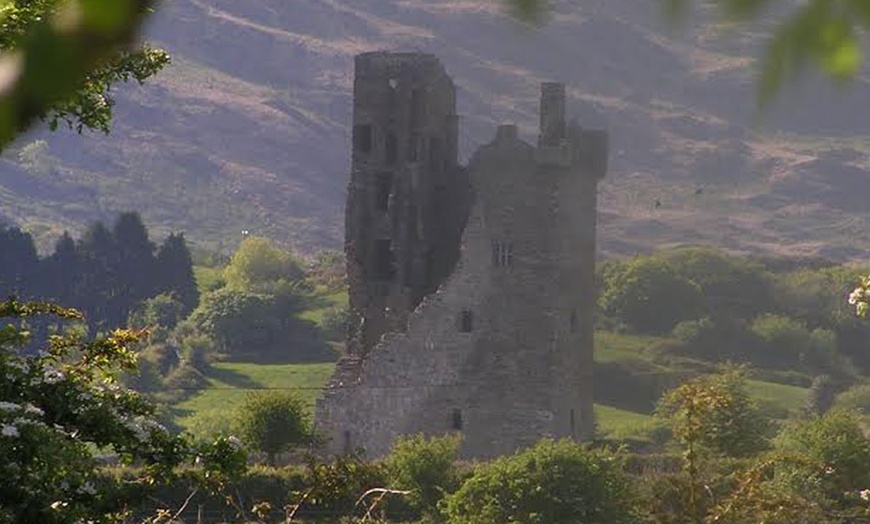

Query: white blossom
<box><xmin>0</xmin><ymin>401</ymin><xmax>21</xmax><ymax>412</ymax></box>
<box><xmin>23</xmin><ymin>403</ymin><xmax>43</xmax><ymax>416</ymax></box>
<box><xmin>43</xmin><ymin>367</ymin><xmax>65</xmax><ymax>384</ymax></box>
<box><xmin>6</xmin><ymin>359</ymin><xmax>27</xmax><ymax>373</ymax></box>
<box><xmin>228</xmin><ymin>435</ymin><xmax>242</xmax><ymax>450</ymax></box>
<box><xmin>77</xmin><ymin>481</ymin><xmax>96</xmax><ymax>495</ymax></box>
<box><xmin>1</xmin><ymin>424</ymin><xmax>19</xmax><ymax>437</ymax></box>
<box><xmin>861</xmin><ymin>489</ymin><xmax>870</xmax><ymax>501</ymax></box>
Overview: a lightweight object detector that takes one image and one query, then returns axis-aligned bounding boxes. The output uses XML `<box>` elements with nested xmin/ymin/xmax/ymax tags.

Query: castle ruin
<box><xmin>315</xmin><ymin>51</ymin><xmax>608</xmax><ymax>458</ymax></box>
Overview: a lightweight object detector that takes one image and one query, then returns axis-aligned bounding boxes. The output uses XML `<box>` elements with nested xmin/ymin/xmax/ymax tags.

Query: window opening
<box><xmin>354</xmin><ymin>124</ymin><xmax>373</xmax><ymax>154</ymax></box>
<box><xmin>452</xmin><ymin>408</ymin><xmax>463</xmax><ymax>431</ymax></box>
<box><xmin>375</xmin><ymin>173</ymin><xmax>392</xmax><ymax>211</ymax></box>
<box><xmin>492</xmin><ymin>241</ymin><xmax>513</xmax><ymax>267</ymax></box>
<box><xmin>459</xmin><ymin>309</ymin><xmax>473</xmax><ymax>333</ymax></box>
<box><xmin>570</xmin><ymin>310</ymin><xmax>578</xmax><ymax>333</ymax></box>
<box><xmin>570</xmin><ymin>409</ymin><xmax>576</xmax><ymax>437</ymax></box>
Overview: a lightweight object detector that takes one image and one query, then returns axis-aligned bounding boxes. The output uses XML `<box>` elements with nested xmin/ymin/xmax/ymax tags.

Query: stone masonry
<box><xmin>315</xmin><ymin>52</ymin><xmax>608</xmax><ymax>459</ymax></box>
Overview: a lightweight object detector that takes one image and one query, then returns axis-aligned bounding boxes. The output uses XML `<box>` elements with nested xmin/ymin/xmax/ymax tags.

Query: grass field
<box><xmin>172</xmin><ymin>362</ymin><xmax>335</xmax><ymax>437</ymax></box>
<box><xmin>169</xmin><ymin>330</ymin><xmax>811</xmax><ymax>444</ymax></box>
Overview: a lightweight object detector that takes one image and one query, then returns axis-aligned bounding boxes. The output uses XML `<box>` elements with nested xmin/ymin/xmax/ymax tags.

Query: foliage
<box><xmin>384</xmin><ymin>433</ymin><xmax>462</xmax><ymax>518</ymax></box>
<box><xmin>293</xmin><ymin>452</ymin><xmax>388</xmax><ymax>522</ymax></box>
<box><xmin>0</xmin><ymin>0</ymin><xmax>169</xmax><ymax>147</ymax></box>
<box><xmin>224</xmin><ymin>236</ymin><xmax>306</xmax><ymax>293</ymax></box>
<box><xmin>775</xmin><ymin>410</ymin><xmax>870</xmax><ymax>506</ymax></box>
<box><xmin>0</xmin><ymin>298</ymin><xmax>246</xmax><ymax>524</ymax></box>
<box><xmin>657</xmin><ymin>367</ymin><xmax>771</xmax><ymax>458</ymax></box>
<box><xmin>128</xmin><ymin>292</ymin><xmax>186</xmax><ymax>343</ymax></box>
<box><xmin>599</xmin><ymin>255</ymin><xmax>704</xmax><ymax>334</ymax></box>
<box><xmin>233</xmin><ymin>390</ymin><xmax>312</xmax><ymax>465</ymax></box>
<box><xmin>321</xmin><ymin>304</ymin><xmax>351</xmax><ymax>342</ymax></box>
<box><xmin>188</xmin><ymin>288</ymin><xmax>299</xmax><ymax>359</ymax></box>
<box><xmin>0</xmin><ymin>215</ymin><xmax>198</xmax><ymax>336</ymax></box>
<box><xmin>442</xmin><ymin>439</ymin><xmax>638</xmax><ymax>524</ymax></box>
<box><xmin>805</xmin><ymin>374</ymin><xmax>839</xmax><ymax>417</ymax></box>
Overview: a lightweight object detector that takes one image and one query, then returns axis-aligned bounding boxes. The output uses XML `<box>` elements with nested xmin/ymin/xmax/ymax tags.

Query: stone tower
<box><xmin>316</xmin><ymin>53</ymin><xmax>607</xmax><ymax>458</ymax></box>
<box><xmin>345</xmin><ymin>52</ymin><xmax>469</xmax><ymax>357</ymax></box>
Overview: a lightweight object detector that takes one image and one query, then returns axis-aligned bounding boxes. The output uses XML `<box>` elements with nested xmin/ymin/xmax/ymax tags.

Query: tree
<box><xmin>599</xmin><ymin>256</ymin><xmax>704</xmax><ymax>334</ymax></box>
<box><xmin>224</xmin><ymin>236</ymin><xmax>306</xmax><ymax>293</ymax></box>
<box><xmin>0</xmin><ymin>297</ymin><xmax>247</xmax><ymax>524</ymax></box>
<box><xmin>442</xmin><ymin>438</ymin><xmax>638</xmax><ymax>524</ymax></box>
<box><xmin>657</xmin><ymin>367</ymin><xmax>771</xmax><ymax>458</ymax></box>
<box><xmin>112</xmin><ymin>211</ymin><xmax>157</xmax><ymax>315</ymax></box>
<box><xmin>76</xmin><ymin>221</ymin><xmax>120</xmax><ymax>332</ymax></box>
<box><xmin>233</xmin><ymin>390</ymin><xmax>311</xmax><ymax>465</ymax></box>
<box><xmin>505</xmin><ymin>0</ymin><xmax>870</xmax><ymax>104</ymax></box>
<box><xmin>155</xmin><ymin>233</ymin><xmax>199</xmax><ymax>314</ymax></box>
<box><xmin>385</xmin><ymin>433</ymin><xmax>462</xmax><ymax>519</ymax></box>
<box><xmin>0</xmin><ymin>0</ymin><xmax>169</xmax><ymax>147</ymax></box>
<box><xmin>0</xmin><ymin>226</ymin><xmax>39</xmax><ymax>298</ymax></box>
<box><xmin>774</xmin><ymin>410</ymin><xmax>870</xmax><ymax>511</ymax></box>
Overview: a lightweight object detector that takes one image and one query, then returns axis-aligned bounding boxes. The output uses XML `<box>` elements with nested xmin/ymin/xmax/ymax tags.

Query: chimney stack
<box><xmin>539</xmin><ymin>82</ymin><xmax>566</xmax><ymax>147</ymax></box>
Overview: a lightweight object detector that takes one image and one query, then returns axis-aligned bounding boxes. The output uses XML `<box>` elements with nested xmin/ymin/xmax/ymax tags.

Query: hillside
<box><xmin>3</xmin><ymin>0</ymin><xmax>870</xmax><ymax>261</ymax></box>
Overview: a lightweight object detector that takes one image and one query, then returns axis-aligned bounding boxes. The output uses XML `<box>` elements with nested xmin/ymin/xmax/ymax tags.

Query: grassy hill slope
<box><xmin>5</xmin><ymin>0</ymin><xmax>870</xmax><ymax>261</ymax></box>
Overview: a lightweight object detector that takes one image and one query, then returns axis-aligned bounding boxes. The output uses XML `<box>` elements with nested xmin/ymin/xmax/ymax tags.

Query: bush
<box><xmin>384</xmin><ymin>433</ymin><xmax>461</xmax><ymax>519</ymax></box>
<box><xmin>599</xmin><ymin>257</ymin><xmax>704</xmax><ymax>335</ymax></box>
<box><xmin>775</xmin><ymin>410</ymin><xmax>870</xmax><ymax>507</ymax></box>
<box><xmin>657</xmin><ymin>367</ymin><xmax>771</xmax><ymax>458</ymax></box>
<box><xmin>296</xmin><ymin>453</ymin><xmax>388</xmax><ymax>522</ymax></box>
<box><xmin>442</xmin><ymin>439</ymin><xmax>639</xmax><ymax>524</ymax></box>
<box><xmin>233</xmin><ymin>391</ymin><xmax>312</xmax><ymax>465</ymax></box>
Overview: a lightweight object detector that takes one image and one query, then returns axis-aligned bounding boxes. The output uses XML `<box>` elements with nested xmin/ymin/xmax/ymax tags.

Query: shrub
<box><xmin>599</xmin><ymin>257</ymin><xmax>704</xmax><ymax>335</ymax></box>
<box><xmin>295</xmin><ymin>453</ymin><xmax>388</xmax><ymax>521</ymax></box>
<box><xmin>657</xmin><ymin>367</ymin><xmax>771</xmax><ymax>458</ymax></box>
<box><xmin>775</xmin><ymin>410</ymin><xmax>870</xmax><ymax>507</ymax></box>
<box><xmin>442</xmin><ymin>439</ymin><xmax>638</xmax><ymax>524</ymax></box>
<box><xmin>233</xmin><ymin>391</ymin><xmax>311</xmax><ymax>465</ymax></box>
<box><xmin>385</xmin><ymin>433</ymin><xmax>461</xmax><ymax>519</ymax></box>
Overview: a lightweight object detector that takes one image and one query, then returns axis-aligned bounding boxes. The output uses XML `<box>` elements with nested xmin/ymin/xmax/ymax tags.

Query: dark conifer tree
<box><xmin>77</xmin><ymin>221</ymin><xmax>120</xmax><ymax>333</ymax></box>
<box><xmin>112</xmin><ymin>212</ymin><xmax>157</xmax><ymax>314</ymax></box>
<box><xmin>42</xmin><ymin>231</ymin><xmax>81</xmax><ymax>306</ymax></box>
<box><xmin>0</xmin><ymin>226</ymin><xmax>39</xmax><ymax>298</ymax></box>
<box><xmin>155</xmin><ymin>233</ymin><xmax>199</xmax><ymax>314</ymax></box>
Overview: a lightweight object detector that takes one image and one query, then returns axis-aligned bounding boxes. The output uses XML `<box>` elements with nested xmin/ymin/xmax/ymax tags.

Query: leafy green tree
<box><xmin>659</xmin><ymin>248</ymin><xmax>774</xmax><ymax>319</ymax></box>
<box><xmin>657</xmin><ymin>367</ymin><xmax>771</xmax><ymax>458</ymax></box>
<box><xmin>233</xmin><ymin>390</ymin><xmax>311</xmax><ymax>466</ymax></box>
<box><xmin>775</xmin><ymin>410</ymin><xmax>870</xmax><ymax>510</ymax></box>
<box><xmin>0</xmin><ymin>0</ymin><xmax>169</xmax><ymax>147</ymax></box>
<box><xmin>0</xmin><ymin>298</ymin><xmax>247</xmax><ymax>524</ymax></box>
<box><xmin>385</xmin><ymin>433</ymin><xmax>462</xmax><ymax>519</ymax></box>
<box><xmin>442</xmin><ymin>439</ymin><xmax>638</xmax><ymax>524</ymax></box>
<box><xmin>128</xmin><ymin>292</ymin><xmax>186</xmax><ymax>343</ymax></box>
<box><xmin>224</xmin><ymin>236</ymin><xmax>306</xmax><ymax>293</ymax></box>
<box><xmin>599</xmin><ymin>256</ymin><xmax>704</xmax><ymax>334</ymax></box>
<box><xmin>155</xmin><ymin>233</ymin><xmax>199</xmax><ymax>314</ymax></box>
<box><xmin>189</xmin><ymin>288</ymin><xmax>292</xmax><ymax>359</ymax></box>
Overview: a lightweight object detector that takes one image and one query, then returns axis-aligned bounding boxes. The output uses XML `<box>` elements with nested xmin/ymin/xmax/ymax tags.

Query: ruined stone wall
<box><xmin>346</xmin><ymin>52</ymin><xmax>469</xmax><ymax>357</ymax></box>
<box><xmin>316</xmin><ymin>78</ymin><xmax>608</xmax><ymax>457</ymax></box>
<box><xmin>318</xmin><ymin>51</ymin><xmax>607</xmax><ymax>458</ymax></box>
